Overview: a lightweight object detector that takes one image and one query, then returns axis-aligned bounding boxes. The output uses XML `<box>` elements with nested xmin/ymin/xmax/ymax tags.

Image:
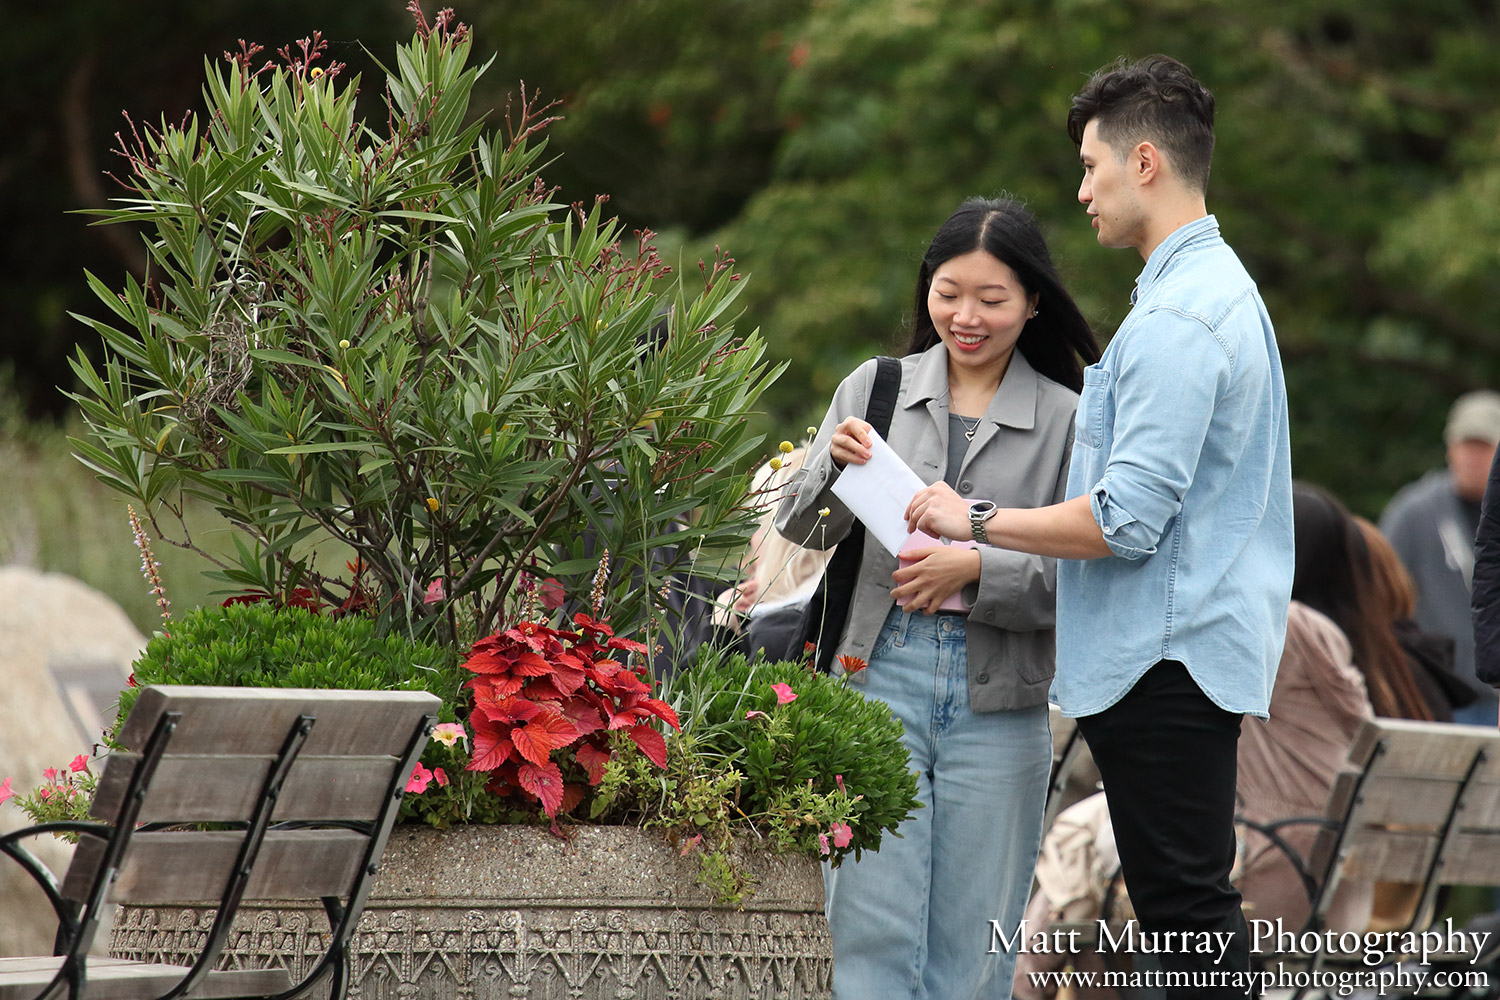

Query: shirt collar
<box><xmin>1131</xmin><ymin>214</ymin><xmax>1220</xmax><ymax>305</ymax></box>
<box><xmin>903</xmin><ymin>342</ymin><xmax>1039</xmax><ymax>430</ymax></box>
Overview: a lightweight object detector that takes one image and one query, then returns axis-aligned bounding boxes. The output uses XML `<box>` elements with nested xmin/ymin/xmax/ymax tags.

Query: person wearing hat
<box><xmin>1380</xmin><ymin>390</ymin><xmax>1500</xmax><ymax>725</ymax></box>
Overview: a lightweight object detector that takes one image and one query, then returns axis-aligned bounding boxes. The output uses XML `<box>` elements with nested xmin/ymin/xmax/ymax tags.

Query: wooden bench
<box><xmin>0</xmin><ymin>685</ymin><xmax>439</xmax><ymax>1000</ymax></box>
<box><xmin>1246</xmin><ymin>717</ymin><xmax>1500</xmax><ymax>997</ymax></box>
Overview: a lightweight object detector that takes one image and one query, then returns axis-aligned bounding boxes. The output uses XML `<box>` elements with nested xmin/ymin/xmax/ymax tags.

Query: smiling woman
<box><xmin>926</xmin><ymin>249</ymin><xmax>1038</xmax><ymax>406</ymax></box>
<box><xmin>774</xmin><ymin>195</ymin><xmax>1100</xmax><ymax>1000</ymax></box>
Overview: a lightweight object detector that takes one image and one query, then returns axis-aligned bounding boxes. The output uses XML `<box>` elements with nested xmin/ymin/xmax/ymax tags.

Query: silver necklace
<box><xmin>957</xmin><ymin>415</ymin><xmax>982</xmax><ymax>442</ymax></box>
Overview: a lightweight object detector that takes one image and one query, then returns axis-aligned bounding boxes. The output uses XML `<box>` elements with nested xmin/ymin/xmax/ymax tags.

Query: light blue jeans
<box><xmin>825</xmin><ymin>608</ymin><xmax>1051</xmax><ymax>1000</ymax></box>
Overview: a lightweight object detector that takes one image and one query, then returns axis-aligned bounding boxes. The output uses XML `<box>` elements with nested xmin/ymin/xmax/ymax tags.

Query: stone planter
<box><xmin>109</xmin><ymin>825</ymin><xmax>833</xmax><ymax>999</ymax></box>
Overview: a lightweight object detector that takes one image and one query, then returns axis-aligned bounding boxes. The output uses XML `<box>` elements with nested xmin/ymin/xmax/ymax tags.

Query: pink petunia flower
<box><xmin>406</xmin><ymin>762</ymin><xmax>434</xmax><ymax>794</ymax></box>
<box><xmin>42</xmin><ymin>767</ymin><xmax>58</xmax><ymax>783</ymax></box>
<box><xmin>433</xmin><ymin>767</ymin><xmax>449</xmax><ymax>787</ymax></box>
<box><xmin>744</xmin><ymin>710</ymin><xmax>769</xmax><ymax>721</ymax></box>
<box><xmin>69</xmin><ymin>754</ymin><xmax>89</xmax><ymax>774</ymax></box>
<box><xmin>818</xmin><ymin>832</ymin><xmax>830</xmax><ymax>856</ymax></box>
<box><xmin>830</xmin><ymin>821</ymin><xmax>854</xmax><ymax>849</ymax></box>
<box><xmin>771</xmin><ymin>683</ymin><xmax>797</xmax><ymax>705</ymax></box>
<box><xmin>432</xmin><ymin>723</ymin><xmax>467</xmax><ymax>747</ymax></box>
<box><xmin>834</xmin><ymin>774</ymin><xmax>845</xmax><ymax>794</ymax></box>
<box><xmin>0</xmin><ymin>777</ymin><xmax>12</xmax><ymax>805</ymax></box>
<box><xmin>423</xmin><ymin>578</ymin><xmax>446</xmax><ymax>604</ymax></box>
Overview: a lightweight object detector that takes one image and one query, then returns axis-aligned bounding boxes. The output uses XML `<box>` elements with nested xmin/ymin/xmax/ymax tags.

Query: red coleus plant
<box><xmin>461</xmin><ymin>612</ymin><xmax>680</xmax><ymax>823</ymax></box>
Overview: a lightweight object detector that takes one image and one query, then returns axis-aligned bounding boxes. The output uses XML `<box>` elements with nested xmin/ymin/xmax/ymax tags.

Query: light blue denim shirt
<box><xmin>1054</xmin><ymin>215</ymin><xmax>1294</xmax><ymax>720</ymax></box>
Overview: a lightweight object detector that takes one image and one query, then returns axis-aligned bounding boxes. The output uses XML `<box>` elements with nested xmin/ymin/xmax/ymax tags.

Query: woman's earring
<box><xmin>1031</xmin><ymin>308</ymin><xmax>1040</xmax><ymax>318</ymax></box>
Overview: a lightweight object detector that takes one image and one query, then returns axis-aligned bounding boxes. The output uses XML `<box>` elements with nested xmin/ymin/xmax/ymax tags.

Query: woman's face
<box><xmin>925</xmin><ymin>249</ymin><xmax>1037</xmax><ymax>380</ymax></box>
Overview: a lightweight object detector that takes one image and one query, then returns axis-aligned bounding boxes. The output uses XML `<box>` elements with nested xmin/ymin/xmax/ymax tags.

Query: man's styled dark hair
<box><xmin>1067</xmin><ymin>55</ymin><xmax>1216</xmax><ymax>193</ymax></box>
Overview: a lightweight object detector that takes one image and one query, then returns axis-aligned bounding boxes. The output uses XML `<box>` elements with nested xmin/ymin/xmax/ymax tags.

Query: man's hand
<box><xmin>891</xmin><ymin>546</ymin><xmax>980</xmax><ymax>615</ymax></box>
<box><xmin>906</xmin><ymin>482</ymin><xmax>974</xmax><ymax>541</ymax></box>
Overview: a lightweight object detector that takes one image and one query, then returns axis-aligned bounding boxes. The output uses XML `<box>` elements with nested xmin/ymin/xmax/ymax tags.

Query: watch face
<box><xmin>969</xmin><ymin>500</ymin><xmax>997</xmax><ymax>518</ymax></box>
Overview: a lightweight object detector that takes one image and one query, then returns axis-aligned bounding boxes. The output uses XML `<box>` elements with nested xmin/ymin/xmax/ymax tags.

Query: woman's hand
<box><xmin>731</xmin><ymin>577</ymin><xmax>761</xmax><ymax>614</ymax></box>
<box><xmin>891</xmin><ymin>546</ymin><xmax>981</xmax><ymax>615</ymax></box>
<box><xmin>906</xmin><ymin>481</ymin><xmax>975</xmax><ymax>541</ymax></box>
<box><xmin>830</xmin><ymin>417</ymin><xmax>874</xmax><ymax>469</ymax></box>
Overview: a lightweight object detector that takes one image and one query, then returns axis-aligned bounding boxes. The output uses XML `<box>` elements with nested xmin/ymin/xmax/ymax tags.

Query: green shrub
<box><xmin>591</xmin><ymin>645</ymin><xmax>921</xmax><ymax>903</ymax></box>
<box><xmin>117</xmin><ymin>602</ymin><xmax>462</xmax><ymax>725</ymax></box>
<box><xmin>67</xmin><ymin>13</ymin><xmax>780</xmax><ymax>650</ymax></box>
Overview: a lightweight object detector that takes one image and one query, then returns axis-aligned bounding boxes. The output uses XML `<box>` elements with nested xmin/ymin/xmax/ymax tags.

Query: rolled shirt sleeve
<box><xmin>1089</xmin><ymin>307</ymin><xmax>1234</xmax><ymax>560</ymax></box>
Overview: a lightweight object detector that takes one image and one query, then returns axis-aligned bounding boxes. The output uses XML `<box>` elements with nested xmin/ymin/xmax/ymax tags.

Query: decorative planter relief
<box><xmin>110</xmin><ymin>825</ymin><xmax>833</xmax><ymax>999</ymax></box>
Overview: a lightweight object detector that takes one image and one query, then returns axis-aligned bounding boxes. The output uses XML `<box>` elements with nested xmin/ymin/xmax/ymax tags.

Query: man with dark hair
<box><xmin>908</xmin><ymin>55</ymin><xmax>1293</xmax><ymax>997</ymax></box>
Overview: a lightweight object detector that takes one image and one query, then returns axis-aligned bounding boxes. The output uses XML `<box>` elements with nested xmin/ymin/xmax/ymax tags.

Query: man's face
<box><xmin>1078</xmin><ymin>119</ymin><xmax>1146</xmax><ymax>252</ymax></box>
<box><xmin>1448</xmin><ymin>437</ymin><xmax>1497</xmax><ymax>503</ymax></box>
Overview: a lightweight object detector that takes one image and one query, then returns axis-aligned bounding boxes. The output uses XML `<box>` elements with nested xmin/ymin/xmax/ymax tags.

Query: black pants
<box><xmin>1075</xmin><ymin>660</ymin><xmax>1251</xmax><ymax>999</ymax></box>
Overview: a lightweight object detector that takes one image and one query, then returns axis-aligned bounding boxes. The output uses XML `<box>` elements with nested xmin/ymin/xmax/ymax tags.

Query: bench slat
<box><xmin>91</xmin><ymin>753</ymin><xmax>400</xmax><ymax>823</ymax></box>
<box><xmin>0</xmin><ymin>958</ymin><xmax>289</xmax><ymax>1000</ymax></box>
<box><xmin>63</xmin><ymin>829</ymin><xmax>368</xmax><ymax>903</ymax></box>
<box><xmin>1322</xmin><ymin>769</ymin><xmax>1500</xmax><ymax>828</ymax></box>
<box><xmin>1432</xmin><ymin>830</ymin><xmax>1500</xmax><ymax>885</ymax></box>
<box><xmin>1336</xmin><ymin>827</ymin><xmax>1440</xmax><ymax>883</ymax></box>
<box><xmin>1347</xmin><ymin>719</ymin><xmax>1500</xmax><ymax>779</ymax></box>
<box><xmin>117</xmin><ymin>686</ymin><xmax>440</xmax><ymax>756</ymax></box>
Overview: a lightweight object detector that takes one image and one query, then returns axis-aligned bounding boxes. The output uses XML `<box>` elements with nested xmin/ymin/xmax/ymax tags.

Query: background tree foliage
<box><xmin>5</xmin><ymin>0</ymin><xmax>1500</xmax><ymax>518</ymax></box>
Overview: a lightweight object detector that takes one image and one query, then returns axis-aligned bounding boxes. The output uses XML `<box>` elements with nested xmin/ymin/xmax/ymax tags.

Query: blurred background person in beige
<box><xmin>712</xmin><ymin>447</ymin><xmax>834</xmax><ymax>660</ymax></box>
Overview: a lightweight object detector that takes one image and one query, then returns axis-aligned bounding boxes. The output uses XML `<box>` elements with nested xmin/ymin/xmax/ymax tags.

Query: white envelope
<box><xmin>829</xmin><ymin>430</ymin><xmax>928</xmax><ymax>556</ymax></box>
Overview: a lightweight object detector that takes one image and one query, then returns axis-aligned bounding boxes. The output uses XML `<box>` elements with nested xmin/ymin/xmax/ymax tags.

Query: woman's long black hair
<box><xmin>1291</xmin><ymin>481</ymin><xmax>1431</xmax><ymax>720</ymax></box>
<box><xmin>906</xmin><ymin>196</ymin><xmax>1100</xmax><ymax>392</ymax></box>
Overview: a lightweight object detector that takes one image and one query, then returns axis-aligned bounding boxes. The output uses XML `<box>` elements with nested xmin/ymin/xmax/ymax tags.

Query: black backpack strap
<box><xmin>865</xmin><ymin>355</ymin><xmax>903</xmax><ymax>438</ymax></box>
<box><xmin>806</xmin><ymin>355</ymin><xmax>903</xmax><ymax>672</ymax></box>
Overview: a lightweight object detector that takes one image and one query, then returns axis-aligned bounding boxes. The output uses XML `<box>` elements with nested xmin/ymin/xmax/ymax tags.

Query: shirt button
<box><xmin>959</xmin><ymin>480</ymin><xmax>973</xmax><ymax>493</ymax></box>
<box><xmin>984</xmin><ymin>610</ymin><xmax>995</xmax><ymax>622</ymax></box>
<box><xmin>977</xmin><ymin>673</ymin><xmax>990</xmax><ymax>683</ymax></box>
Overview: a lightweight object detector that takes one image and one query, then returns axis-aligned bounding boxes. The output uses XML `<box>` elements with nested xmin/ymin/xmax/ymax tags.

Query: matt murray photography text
<box><xmin>991</xmin><ymin>918</ymin><xmax>1493</xmax><ymax>967</ymax></box>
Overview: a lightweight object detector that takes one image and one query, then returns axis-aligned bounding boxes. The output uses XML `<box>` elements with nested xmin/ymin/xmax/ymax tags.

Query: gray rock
<box><xmin>0</xmin><ymin>568</ymin><xmax>140</xmax><ymax>957</ymax></box>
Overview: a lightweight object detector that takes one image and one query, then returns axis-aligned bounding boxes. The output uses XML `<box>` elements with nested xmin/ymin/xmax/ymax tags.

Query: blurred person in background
<box><xmin>1355</xmin><ymin>515</ymin><xmax>1477</xmax><ymax>723</ymax></box>
<box><xmin>711</xmin><ymin>446</ymin><xmax>834</xmax><ymax>659</ymax></box>
<box><xmin>1380</xmin><ymin>390</ymin><xmax>1500</xmax><ymax>725</ymax></box>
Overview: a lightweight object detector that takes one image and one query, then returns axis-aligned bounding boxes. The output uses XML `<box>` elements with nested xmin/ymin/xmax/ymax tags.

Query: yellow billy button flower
<box><xmin>806</xmin><ymin>426</ymin><xmax>818</xmax><ymax>437</ymax></box>
<box><xmin>310</xmin><ymin>66</ymin><xmax>325</xmax><ymax>79</ymax></box>
<box><xmin>339</xmin><ymin>339</ymin><xmax>351</xmax><ymax>349</ymax></box>
<box><xmin>425</xmin><ymin>497</ymin><xmax>440</xmax><ymax>513</ymax></box>
<box><xmin>768</xmin><ymin>457</ymin><xmax>783</xmax><ymax>472</ymax></box>
<box><xmin>818</xmin><ymin>507</ymin><xmax>831</xmax><ymax>517</ymax></box>
<box><xmin>779</xmin><ymin>441</ymin><xmax>794</xmax><ymax>454</ymax></box>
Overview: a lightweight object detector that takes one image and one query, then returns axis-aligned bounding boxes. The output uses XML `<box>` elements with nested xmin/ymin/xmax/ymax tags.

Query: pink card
<box><xmin>896</xmin><ymin>531</ymin><xmax>978</xmax><ymax>612</ymax></box>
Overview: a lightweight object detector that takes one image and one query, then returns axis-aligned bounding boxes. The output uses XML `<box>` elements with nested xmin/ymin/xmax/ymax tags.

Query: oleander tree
<box><xmin>67</xmin><ymin>6</ymin><xmax>781</xmax><ymax>648</ymax></box>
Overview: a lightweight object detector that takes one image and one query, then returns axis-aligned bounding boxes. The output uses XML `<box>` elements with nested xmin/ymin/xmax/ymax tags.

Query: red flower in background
<box><xmin>458</xmin><ymin>613</ymin><xmax>679</xmax><ymax>825</ymax></box>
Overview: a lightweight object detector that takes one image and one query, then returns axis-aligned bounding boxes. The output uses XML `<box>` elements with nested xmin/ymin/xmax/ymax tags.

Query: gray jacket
<box><xmin>774</xmin><ymin>344</ymin><xmax>1077</xmax><ymax>712</ymax></box>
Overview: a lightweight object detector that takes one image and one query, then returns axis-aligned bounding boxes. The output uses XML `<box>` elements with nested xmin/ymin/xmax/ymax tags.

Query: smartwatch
<box><xmin>968</xmin><ymin>500</ymin><xmax>999</xmax><ymax>544</ymax></box>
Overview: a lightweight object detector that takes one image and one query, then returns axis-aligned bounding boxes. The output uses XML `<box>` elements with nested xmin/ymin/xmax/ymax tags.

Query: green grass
<box><xmin>2</xmin><ymin>402</ymin><xmax>242</xmax><ymax>634</ymax></box>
